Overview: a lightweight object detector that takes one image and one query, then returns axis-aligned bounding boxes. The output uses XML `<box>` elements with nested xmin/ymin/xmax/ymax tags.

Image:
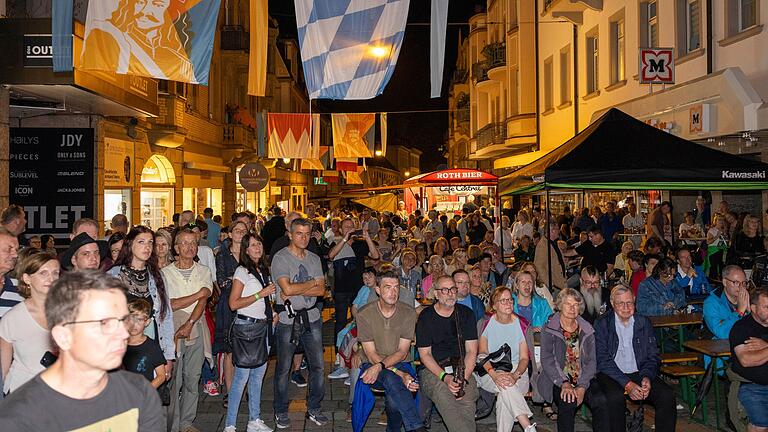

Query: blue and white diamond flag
<box><xmin>294</xmin><ymin>0</ymin><xmax>410</xmax><ymax>100</ymax></box>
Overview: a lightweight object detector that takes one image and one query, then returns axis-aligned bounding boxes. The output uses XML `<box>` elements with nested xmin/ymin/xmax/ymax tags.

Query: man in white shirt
<box><xmin>163</xmin><ymin>229</ymin><xmax>213</xmax><ymax>432</ymax></box>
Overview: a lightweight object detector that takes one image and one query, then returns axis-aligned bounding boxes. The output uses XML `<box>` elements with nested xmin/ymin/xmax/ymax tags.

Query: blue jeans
<box><xmin>361</xmin><ymin>363</ymin><xmax>423</xmax><ymax>432</ymax></box>
<box><xmin>225</xmin><ymin>363</ymin><xmax>268</xmax><ymax>427</ymax></box>
<box><xmin>273</xmin><ymin>319</ymin><xmax>324</xmax><ymax>414</ymax></box>
<box><xmin>739</xmin><ymin>383</ymin><xmax>768</xmax><ymax>427</ymax></box>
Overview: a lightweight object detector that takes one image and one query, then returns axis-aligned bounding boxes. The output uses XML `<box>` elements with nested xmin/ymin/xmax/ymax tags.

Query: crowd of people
<box><xmin>0</xmin><ymin>197</ymin><xmax>765</xmax><ymax>432</ymax></box>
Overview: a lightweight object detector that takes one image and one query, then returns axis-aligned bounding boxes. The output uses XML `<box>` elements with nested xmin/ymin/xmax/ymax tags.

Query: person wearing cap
<box><xmin>60</xmin><ymin>232</ymin><xmax>107</xmax><ymax>271</ymax></box>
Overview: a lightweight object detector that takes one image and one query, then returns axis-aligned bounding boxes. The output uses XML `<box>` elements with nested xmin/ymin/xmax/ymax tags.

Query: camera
<box><xmin>284</xmin><ymin>299</ymin><xmax>296</xmax><ymax>319</ymax></box>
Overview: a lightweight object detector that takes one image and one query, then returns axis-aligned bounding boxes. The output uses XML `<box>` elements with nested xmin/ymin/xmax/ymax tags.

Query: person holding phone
<box><xmin>0</xmin><ymin>251</ymin><xmax>59</xmax><ymax>393</ymax></box>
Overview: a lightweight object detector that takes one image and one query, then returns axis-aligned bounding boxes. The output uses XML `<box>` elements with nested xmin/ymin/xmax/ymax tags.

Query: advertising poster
<box><xmin>9</xmin><ymin>128</ymin><xmax>94</xmax><ymax>235</ymax></box>
<box><xmin>104</xmin><ymin>137</ymin><xmax>134</xmax><ymax>187</ymax></box>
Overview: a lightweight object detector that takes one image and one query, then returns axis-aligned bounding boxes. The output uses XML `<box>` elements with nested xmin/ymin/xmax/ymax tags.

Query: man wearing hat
<box><xmin>60</xmin><ymin>232</ymin><xmax>108</xmax><ymax>271</ymax></box>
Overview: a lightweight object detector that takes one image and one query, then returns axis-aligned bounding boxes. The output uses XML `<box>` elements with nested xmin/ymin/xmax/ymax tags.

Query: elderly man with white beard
<box><xmin>578</xmin><ymin>266</ymin><xmax>611</xmax><ymax>324</ymax></box>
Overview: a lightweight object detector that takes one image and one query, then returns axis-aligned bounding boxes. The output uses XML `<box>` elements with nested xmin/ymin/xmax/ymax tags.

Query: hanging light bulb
<box><xmin>282</xmin><ymin>158</ymin><xmax>290</xmax><ymax>164</ymax></box>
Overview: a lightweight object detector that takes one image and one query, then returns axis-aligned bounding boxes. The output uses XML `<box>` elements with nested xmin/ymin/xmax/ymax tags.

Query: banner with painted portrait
<box><xmin>80</xmin><ymin>0</ymin><xmax>221</xmax><ymax>84</ymax></box>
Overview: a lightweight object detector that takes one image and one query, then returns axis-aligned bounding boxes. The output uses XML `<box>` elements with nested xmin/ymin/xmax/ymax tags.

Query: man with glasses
<box><xmin>579</xmin><ymin>266</ymin><xmax>610</xmax><ymax>324</ymax></box>
<box><xmin>453</xmin><ymin>269</ymin><xmax>485</xmax><ymax>322</ymax></box>
<box><xmin>0</xmin><ymin>270</ymin><xmax>163</xmax><ymax>430</ymax></box>
<box><xmin>162</xmin><ymin>228</ymin><xmax>213</xmax><ymax>432</ymax></box>
<box><xmin>594</xmin><ymin>285</ymin><xmax>676</xmax><ymax>432</ymax></box>
<box><xmin>704</xmin><ymin>265</ymin><xmax>750</xmax><ymax>339</ymax></box>
<box><xmin>416</xmin><ymin>275</ymin><xmax>479</xmax><ymax>431</ymax></box>
<box><xmin>637</xmin><ymin>257</ymin><xmax>687</xmax><ymax>317</ymax></box>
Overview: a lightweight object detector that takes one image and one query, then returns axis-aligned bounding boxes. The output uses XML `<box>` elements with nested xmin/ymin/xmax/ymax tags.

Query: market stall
<box><xmin>499</xmin><ymin>108</ymin><xmax>768</xmax><ymax>287</ymax></box>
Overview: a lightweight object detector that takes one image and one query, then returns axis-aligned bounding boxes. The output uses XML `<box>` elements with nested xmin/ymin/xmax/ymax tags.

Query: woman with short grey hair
<box><xmin>539</xmin><ymin>288</ymin><xmax>608</xmax><ymax>432</ymax></box>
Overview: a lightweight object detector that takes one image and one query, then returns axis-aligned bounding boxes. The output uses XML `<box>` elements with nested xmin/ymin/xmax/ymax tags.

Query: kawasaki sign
<box><xmin>721</xmin><ymin>170</ymin><xmax>766</xmax><ymax>179</ymax></box>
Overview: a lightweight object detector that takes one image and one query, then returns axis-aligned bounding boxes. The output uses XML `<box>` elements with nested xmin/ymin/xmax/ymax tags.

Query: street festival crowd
<box><xmin>0</xmin><ymin>199</ymin><xmax>765</xmax><ymax>432</ymax></box>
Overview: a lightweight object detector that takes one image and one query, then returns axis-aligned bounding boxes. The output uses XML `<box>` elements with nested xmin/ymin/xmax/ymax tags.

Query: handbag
<box><xmin>474</xmin><ymin>343</ymin><xmax>515</xmax><ymax>377</ymax></box>
<box><xmin>229</xmin><ymin>320</ymin><xmax>269</xmax><ymax>368</ymax></box>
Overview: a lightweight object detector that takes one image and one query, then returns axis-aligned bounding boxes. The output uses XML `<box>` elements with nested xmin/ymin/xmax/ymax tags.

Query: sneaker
<box><xmin>377</xmin><ymin>409</ymin><xmax>387</xmax><ymax>426</ymax></box>
<box><xmin>274</xmin><ymin>413</ymin><xmax>291</xmax><ymax>429</ymax></box>
<box><xmin>247</xmin><ymin>419</ymin><xmax>273</xmax><ymax>432</ymax></box>
<box><xmin>524</xmin><ymin>423</ymin><xmax>538</xmax><ymax>432</ymax></box>
<box><xmin>223</xmin><ymin>427</ymin><xmax>236</xmax><ymax>432</ymax></box>
<box><xmin>290</xmin><ymin>371</ymin><xmax>307</xmax><ymax>387</ymax></box>
<box><xmin>300</xmin><ymin>358</ymin><xmax>308</xmax><ymax>370</ymax></box>
<box><xmin>306</xmin><ymin>410</ymin><xmax>329</xmax><ymax>426</ymax></box>
<box><xmin>203</xmin><ymin>380</ymin><xmax>220</xmax><ymax>396</ymax></box>
<box><xmin>343</xmin><ymin>376</ymin><xmax>351</xmax><ymax>386</ymax></box>
<box><xmin>328</xmin><ymin>366</ymin><xmax>349</xmax><ymax>380</ymax></box>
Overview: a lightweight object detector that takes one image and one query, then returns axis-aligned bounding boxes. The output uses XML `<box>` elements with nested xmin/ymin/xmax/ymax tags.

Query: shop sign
<box><xmin>10</xmin><ymin>128</ymin><xmax>94</xmax><ymax>234</ymax></box>
<box><xmin>23</xmin><ymin>34</ymin><xmax>53</xmax><ymax>67</ymax></box>
<box><xmin>639</xmin><ymin>48</ymin><xmax>674</xmax><ymax>84</ymax></box>
<box><xmin>644</xmin><ymin>118</ymin><xmax>674</xmax><ymax>132</ymax></box>
<box><xmin>433</xmin><ymin>185</ymin><xmax>486</xmax><ymax>196</ymax></box>
<box><xmin>689</xmin><ymin>104</ymin><xmax>711</xmax><ymax>133</ymax></box>
<box><xmin>104</xmin><ymin>137</ymin><xmax>135</xmax><ymax>187</ymax></box>
<box><xmin>313</xmin><ymin>177</ymin><xmax>328</xmax><ymax>185</ymax></box>
<box><xmin>238</xmin><ymin>163</ymin><xmax>270</xmax><ymax>192</ymax></box>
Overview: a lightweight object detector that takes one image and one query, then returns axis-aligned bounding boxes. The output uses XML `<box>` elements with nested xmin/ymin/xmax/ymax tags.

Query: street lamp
<box><xmin>282</xmin><ymin>158</ymin><xmax>290</xmax><ymax>164</ymax></box>
<box><xmin>375</xmin><ymin>150</ymin><xmax>382</xmax><ymax>157</ymax></box>
<box><xmin>404</xmin><ymin>171</ymin><xmax>410</xmax><ymax>177</ymax></box>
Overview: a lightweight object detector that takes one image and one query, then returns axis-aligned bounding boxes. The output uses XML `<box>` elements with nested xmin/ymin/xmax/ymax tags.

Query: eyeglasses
<box><xmin>724</xmin><ymin>277</ymin><xmax>749</xmax><ymax>287</ymax></box>
<box><xmin>614</xmin><ymin>301</ymin><xmax>635</xmax><ymax>309</ymax></box>
<box><xmin>660</xmin><ymin>271</ymin><xmax>675</xmax><ymax>279</ymax></box>
<box><xmin>63</xmin><ymin>314</ymin><xmax>137</xmax><ymax>334</ymax></box>
<box><xmin>497</xmin><ymin>298</ymin><xmax>513</xmax><ymax>305</ymax></box>
<box><xmin>434</xmin><ymin>287</ymin><xmax>457</xmax><ymax>295</ymax></box>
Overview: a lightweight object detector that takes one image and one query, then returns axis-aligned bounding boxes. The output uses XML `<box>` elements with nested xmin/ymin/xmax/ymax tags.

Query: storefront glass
<box><xmin>104</xmin><ymin>189</ymin><xmax>131</xmax><ymax>230</ymax></box>
<box><xmin>183</xmin><ymin>187</ymin><xmax>223</xmax><ymax>217</ymax></box>
<box><xmin>141</xmin><ymin>188</ymin><xmax>173</xmax><ymax>230</ymax></box>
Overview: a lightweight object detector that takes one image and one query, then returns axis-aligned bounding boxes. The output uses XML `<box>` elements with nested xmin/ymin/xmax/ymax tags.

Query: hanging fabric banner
<box><xmin>430</xmin><ymin>0</ymin><xmax>449</xmax><ymax>98</ymax></box>
<box><xmin>294</xmin><ymin>0</ymin><xmax>410</xmax><ymax>100</ymax></box>
<box><xmin>52</xmin><ymin>0</ymin><xmax>73</xmax><ymax>72</ymax></box>
<box><xmin>80</xmin><ymin>0</ymin><xmax>221</xmax><ymax>84</ymax></box>
<box><xmin>332</xmin><ymin>113</ymin><xmax>376</xmax><ymax>158</ymax></box>
<box><xmin>301</xmin><ymin>159</ymin><xmax>325</xmax><ymax>170</ymax></box>
<box><xmin>320</xmin><ymin>145</ymin><xmax>334</xmax><ymax>169</ymax></box>
<box><xmin>256</xmin><ymin>111</ymin><xmax>267</xmax><ymax>157</ymax></box>
<box><xmin>268</xmin><ymin>113</ymin><xmax>320</xmax><ymax>159</ymax></box>
<box><xmin>335</xmin><ymin>157</ymin><xmax>358</xmax><ymax>172</ymax></box>
<box><xmin>323</xmin><ymin>170</ymin><xmax>340</xmax><ymax>183</ymax></box>
<box><xmin>248</xmin><ymin>0</ymin><xmax>268</xmax><ymax>96</ymax></box>
<box><xmin>344</xmin><ymin>170</ymin><xmax>364</xmax><ymax>185</ymax></box>
<box><xmin>380</xmin><ymin>113</ymin><xmax>388</xmax><ymax>157</ymax></box>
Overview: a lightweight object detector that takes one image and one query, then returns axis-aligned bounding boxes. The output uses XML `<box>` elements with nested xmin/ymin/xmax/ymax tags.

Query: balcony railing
<box><xmin>476</xmin><ymin>122</ymin><xmax>507</xmax><ymax>150</ymax></box>
<box><xmin>221</xmin><ymin>25</ymin><xmax>249</xmax><ymax>51</ymax></box>
<box><xmin>482</xmin><ymin>42</ymin><xmax>506</xmax><ymax>69</ymax></box>
<box><xmin>472</xmin><ymin>62</ymin><xmax>490</xmax><ymax>82</ymax></box>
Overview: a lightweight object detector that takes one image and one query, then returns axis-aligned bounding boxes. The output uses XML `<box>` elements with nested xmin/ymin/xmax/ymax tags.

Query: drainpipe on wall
<box><xmin>573</xmin><ymin>23</ymin><xmax>579</xmax><ymax>135</ymax></box>
<box><xmin>534</xmin><ymin>1</ymin><xmax>541</xmax><ymax>152</ymax></box>
<box><xmin>706</xmin><ymin>0</ymin><xmax>713</xmax><ymax>74</ymax></box>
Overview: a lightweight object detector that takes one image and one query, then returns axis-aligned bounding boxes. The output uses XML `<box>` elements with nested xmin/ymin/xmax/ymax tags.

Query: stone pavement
<box><xmin>189</xmin><ymin>317</ymin><xmax>726</xmax><ymax>432</ymax></box>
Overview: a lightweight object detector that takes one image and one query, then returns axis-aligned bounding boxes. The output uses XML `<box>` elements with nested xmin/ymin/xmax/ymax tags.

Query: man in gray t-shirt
<box><xmin>269</xmin><ymin>218</ymin><xmax>329</xmax><ymax>428</ymax></box>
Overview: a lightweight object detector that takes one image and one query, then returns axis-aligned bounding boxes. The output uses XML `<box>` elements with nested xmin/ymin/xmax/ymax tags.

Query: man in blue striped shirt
<box><xmin>0</xmin><ymin>228</ymin><xmax>21</xmax><ymax>400</ymax></box>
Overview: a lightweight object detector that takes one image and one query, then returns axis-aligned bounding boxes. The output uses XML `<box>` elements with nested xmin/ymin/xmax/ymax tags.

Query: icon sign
<box><xmin>639</xmin><ymin>48</ymin><xmax>674</xmax><ymax>84</ymax></box>
<box><xmin>239</xmin><ymin>163</ymin><xmax>269</xmax><ymax>192</ymax></box>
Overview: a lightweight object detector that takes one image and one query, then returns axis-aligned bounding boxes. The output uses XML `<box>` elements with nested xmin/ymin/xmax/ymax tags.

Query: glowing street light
<box><xmin>375</xmin><ymin>150</ymin><xmax>383</xmax><ymax>156</ymax></box>
<box><xmin>404</xmin><ymin>171</ymin><xmax>410</xmax><ymax>177</ymax></box>
<box><xmin>282</xmin><ymin>158</ymin><xmax>291</xmax><ymax>164</ymax></box>
<box><xmin>368</xmin><ymin>45</ymin><xmax>390</xmax><ymax>58</ymax></box>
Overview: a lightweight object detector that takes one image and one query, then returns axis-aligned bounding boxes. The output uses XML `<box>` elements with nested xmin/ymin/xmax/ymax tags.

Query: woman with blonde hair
<box><xmin>154</xmin><ymin>229</ymin><xmax>174</xmax><ymax>269</ymax></box>
<box><xmin>0</xmin><ymin>251</ymin><xmax>59</xmax><ymax>393</ymax></box>
<box><xmin>613</xmin><ymin>240</ymin><xmax>635</xmax><ymax>280</ymax></box>
<box><xmin>445</xmin><ymin>247</ymin><xmax>470</xmax><ymax>275</ymax></box>
<box><xmin>475</xmin><ymin>286</ymin><xmax>537</xmax><ymax>432</ymax></box>
<box><xmin>421</xmin><ymin>255</ymin><xmax>446</xmax><ymax>299</ymax></box>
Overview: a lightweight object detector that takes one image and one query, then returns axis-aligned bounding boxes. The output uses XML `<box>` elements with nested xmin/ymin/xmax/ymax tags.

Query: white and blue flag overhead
<box><xmin>295</xmin><ymin>0</ymin><xmax>410</xmax><ymax>100</ymax></box>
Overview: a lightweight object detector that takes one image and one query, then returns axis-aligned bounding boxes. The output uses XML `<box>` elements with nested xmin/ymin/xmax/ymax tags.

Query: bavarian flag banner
<box><xmin>268</xmin><ymin>113</ymin><xmax>320</xmax><ymax>159</ymax></box>
<box><xmin>80</xmin><ymin>0</ymin><xmax>221</xmax><ymax>84</ymax></box>
<box><xmin>294</xmin><ymin>0</ymin><xmax>410</xmax><ymax>99</ymax></box>
<box><xmin>332</xmin><ymin>113</ymin><xmax>375</xmax><ymax>158</ymax></box>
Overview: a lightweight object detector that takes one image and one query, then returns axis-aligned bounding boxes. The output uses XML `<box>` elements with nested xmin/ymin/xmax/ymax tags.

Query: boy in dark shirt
<box><xmin>123</xmin><ymin>299</ymin><xmax>167</xmax><ymax>391</ymax></box>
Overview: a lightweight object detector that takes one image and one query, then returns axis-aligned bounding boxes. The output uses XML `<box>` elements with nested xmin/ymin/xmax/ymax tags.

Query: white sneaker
<box><xmin>327</xmin><ymin>366</ymin><xmax>349</xmax><ymax>379</ymax></box>
<box><xmin>247</xmin><ymin>419</ymin><xmax>273</xmax><ymax>432</ymax></box>
<box><xmin>223</xmin><ymin>426</ymin><xmax>236</xmax><ymax>432</ymax></box>
<box><xmin>344</xmin><ymin>376</ymin><xmax>351</xmax><ymax>386</ymax></box>
<box><xmin>524</xmin><ymin>423</ymin><xmax>538</xmax><ymax>432</ymax></box>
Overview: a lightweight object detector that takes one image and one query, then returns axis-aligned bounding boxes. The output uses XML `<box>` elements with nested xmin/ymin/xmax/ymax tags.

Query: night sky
<box><xmin>269</xmin><ymin>1</ymin><xmax>484</xmax><ymax>171</ymax></box>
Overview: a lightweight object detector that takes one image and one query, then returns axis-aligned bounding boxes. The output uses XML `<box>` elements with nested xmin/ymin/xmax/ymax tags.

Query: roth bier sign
<box><xmin>639</xmin><ymin>48</ymin><xmax>674</xmax><ymax>84</ymax></box>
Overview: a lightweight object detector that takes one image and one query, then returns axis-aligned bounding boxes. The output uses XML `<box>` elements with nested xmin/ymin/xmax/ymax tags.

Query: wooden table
<box><xmin>684</xmin><ymin>339</ymin><xmax>732</xmax><ymax>430</ymax></box>
<box><xmin>650</xmin><ymin>313</ymin><xmax>703</xmax><ymax>353</ymax></box>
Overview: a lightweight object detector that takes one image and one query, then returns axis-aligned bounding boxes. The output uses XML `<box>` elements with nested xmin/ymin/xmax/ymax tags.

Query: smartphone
<box><xmin>351</xmin><ymin>229</ymin><xmax>364</xmax><ymax>237</ymax></box>
<box><xmin>40</xmin><ymin>351</ymin><xmax>58</xmax><ymax>368</ymax></box>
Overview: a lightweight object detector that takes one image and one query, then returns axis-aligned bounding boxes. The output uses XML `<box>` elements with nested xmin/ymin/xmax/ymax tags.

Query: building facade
<box><xmin>447</xmin><ymin>0</ymin><xmax>768</xmax><ymax>220</ymax></box>
<box><xmin>0</xmin><ymin>1</ymin><xmax>309</xmax><ymax>237</ymax></box>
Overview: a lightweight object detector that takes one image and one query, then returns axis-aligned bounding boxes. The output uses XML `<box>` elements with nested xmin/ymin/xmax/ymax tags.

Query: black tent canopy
<box><xmin>500</xmin><ymin>108</ymin><xmax>768</xmax><ymax>195</ymax></box>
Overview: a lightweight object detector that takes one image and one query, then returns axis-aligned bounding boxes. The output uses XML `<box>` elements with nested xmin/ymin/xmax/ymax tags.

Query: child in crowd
<box><xmin>122</xmin><ymin>298</ymin><xmax>168</xmax><ymax>399</ymax></box>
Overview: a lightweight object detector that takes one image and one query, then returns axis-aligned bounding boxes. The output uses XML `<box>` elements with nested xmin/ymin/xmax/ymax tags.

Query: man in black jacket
<box><xmin>261</xmin><ymin>206</ymin><xmax>286</xmax><ymax>255</ymax></box>
<box><xmin>594</xmin><ymin>285</ymin><xmax>676</xmax><ymax>432</ymax></box>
